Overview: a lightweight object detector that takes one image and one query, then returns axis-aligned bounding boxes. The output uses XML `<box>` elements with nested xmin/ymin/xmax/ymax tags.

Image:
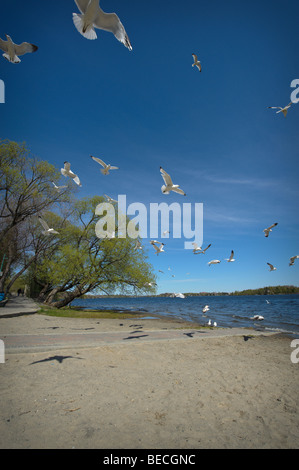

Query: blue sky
<box><xmin>1</xmin><ymin>0</ymin><xmax>299</xmax><ymax>293</ymax></box>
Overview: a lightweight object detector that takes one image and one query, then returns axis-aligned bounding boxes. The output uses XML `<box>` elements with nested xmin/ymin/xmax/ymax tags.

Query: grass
<box><xmin>37</xmin><ymin>306</ymin><xmax>150</xmax><ymax>319</ymax></box>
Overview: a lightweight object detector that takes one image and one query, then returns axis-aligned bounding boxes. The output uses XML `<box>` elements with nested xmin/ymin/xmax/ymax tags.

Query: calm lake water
<box><xmin>71</xmin><ymin>294</ymin><xmax>299</xmax><ymax>338</ymax></box>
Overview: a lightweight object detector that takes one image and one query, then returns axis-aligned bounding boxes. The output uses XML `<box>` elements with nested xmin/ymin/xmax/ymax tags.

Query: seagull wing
<box><xmin>268</xmin><ymin>222</ymin><xmax>278</xmax><ymax>230</ymax></box>
<box><xmin>267</xmin><ymin>262</ymin><xmax>274</xmax><ymax>269</ymax></box>
<box><xmin>91</xmin><ymin>156</ymin><xmax>107</xmax><ymax>168</ymax></box>
<box><xmin>14</xmin><ymin>42</ymin><xmax>38</xmax><ymax>56</ymax></box>
<box><xmin>268</xmin><ymin>106</ymin><xmax>281</xmax><ymax>110</ymax></box>
<box><xmin>192</xmin><ymin>53</ymin><xmax>198</xmax><ymax>62</ymax></box>
<box><xmin>0</xmin><ymin>37</ymin><xmax>8</xmax><ymax>52</ymax></box>
<box><xmin>160</xmin><ymin>167</ymin><xmax>173</xmax><ymax>186</ymax></box>
<box><xmin>94</xmin><ymin>11</ymin><xmax>132</xmax><ymax>50</ymax></box>
<box><xmin>38</xmin><ymin>216</ymin><xmax>50</xmax><ymax>231</ymax></box>
<box><xmin>229</xmin><ymin>250</ymin><xmax>234</xmax><ymax>261</ymax></box>
<box><xmin>172</xmin><ymin>187</ymin><xmax>186</xmax><ymax>196</ymax></box>
<box><xmin>74</xmin><ymin>0</ymin><xmax>90</xmax><ymax>14</ymax></box>
<box><xmin>73</xmin><ymin>175</ymin><xmax>82</xmax><ymax>186</ymax></box>
<box><xmin>109</xmin><ymin>166</ymin><xmax>119</xmax><ymax>170</ymax></box>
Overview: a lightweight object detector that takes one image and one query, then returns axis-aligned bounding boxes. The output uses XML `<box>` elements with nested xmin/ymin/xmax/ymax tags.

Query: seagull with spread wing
<box><xmin>192</xmin><ymin>53</ymin><xmax>202</xmax><ymax>72</ymax></box>
<box><xmin>268</xmin><ymin>102</ymin><xmax>292</xmax><ymax>117</ymax></box>
<box><xmin>194</xmin><ymin>244</ymin><xmax>211</xmax><ymax>255</ymax></box>
<box><xmin>91</xmin><ymin>156</ymin><xmax>119</xmax><ymax>175</ymax></box>
<box><xmin>150</xmin><ymin>240</ymin><xmax>165</xmax><ymax>255</ymax></box>
<box><xmin>61</xmin><ymin>162</ymin><xmax>82</xmax><ymax>187</ymax></box>
<box><xmin>267</xmin><ymin>262</ymin><xmax>277</xmax><ymax>272</ymax></box>
<box><xmin>160</xmin><ymin>167</ymin><xmax>186</xmax><ymax>196</ymax></box>
<box><xmin>225</xmin><ymin>250</ymin><xmax>235</xmax><ymax>262</ymax></box>
<box><xmin>38</xmin><ymin>216</ymin><xmax>59</xmax><ymax>236</ymax></box>
<box><xmin>0</xmin><ymin>34</ymin><xmax>38</xmax><ymax>63</ymax></box>
<box><xmin>72</xmin><ymin>0</ymin><xmax>132</xmax><ymax>50</ymax></box>
<box><xmin>263</xmin><ymin>222</ymin><xmax>278</xmax><ymax>238</ymax></box>
<box><xmin>52</xmin><ymin>182</ymin><xmax>67</xmax><ymax>191</ymax></box>
<box><xmin>208</xmin><ymin>259</ymin><xmax>221</xmax><ymax>266</ymax></box>
<box><xmin>289</xmin><ymin>255</ymin><xmax>299</xmax><ymax>266</ymax></box>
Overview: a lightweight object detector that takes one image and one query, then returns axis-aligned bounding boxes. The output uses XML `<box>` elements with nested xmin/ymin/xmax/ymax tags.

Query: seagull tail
<box><xmin>72</xmin><ymin>13</ymin><xmax>97</xmax><ymax>40</ymax></box>
<box><xmin>3</xmin><ymin>53</ymin><xmax>20</xmax><ymax>63</ymax></box>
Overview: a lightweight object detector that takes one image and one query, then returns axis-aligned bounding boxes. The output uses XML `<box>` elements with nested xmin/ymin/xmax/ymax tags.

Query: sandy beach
<box><xmin>0</xmin><ymin>312</ymin><xmax>299</xmax><ymax>449</ymax></box>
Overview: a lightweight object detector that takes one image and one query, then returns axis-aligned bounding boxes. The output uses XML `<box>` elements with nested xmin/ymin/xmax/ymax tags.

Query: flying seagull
<box><xmin>251</xmin><ymin>315</ymin><xmax>264</xmax><ymax>321</ymax></box>
<box><xmin>61</xmin><ymin>162</ymin><xmax>82</xmax><ymax>186</ymax></box>
<box><xmin>202</xmin><ymin>305</ymin><xmax>209</xmax><ymax>315</ymax></box>
<box><xmin>192</xmin><ymin>242</ymin><xmax>202</xmax><ymax>253</ymax></box>
<box><xmin>194</xmin><ymin>244</ymin><xmax>211</xmax><ymax>254</ymax></box>
<box><xmin>160</xmin><ymin>167</ymin><xmax>186</xmax><ymax>196</ymax></box>
<box><xmin>263</xmin><ymin>222</ymin><xmax>278</xmax><ymax>238</ymax></box>
<box><xmin>225</xmin><ymin>250</ymin><xmax>235</xmax><ymax>262</ymax></box>
<box><xmin>150</xmin><ymin>240</ymin><xmax>165</xmax><ymax>255</ymax></box>
<box><xmin>289</xmin><ymin>255</ymin><xmax>299</xmax><ymax>266</ymax></box>
<box><xmin>91</xmin><ymin>156</ymin><xmax>119</xmax><ymax>175</ymax></box>
<box><xmin>208</xmin><ymin>260</ymin><xmax>221</xmax><ymax>266</ymax></box>
<box><xmin>104</xmin><ymin>194</ymin><xmax>117</xmax><ymax>203</ymax></box>
<box><xmin>38</xmin><ymin>216</ymin><xmax>59</xmax><ymax>236</ymax></box>
<box><xmin>0</xmin><ymin>34</ymin><xmax>38</xmax><ymax>63</ymax></box>
<box><xmin>192</xmin><ymin>53</ymin><xmax>202</xmax><ymax>72</ymax></box>
<box><xmin>72</xmin><ymin>0</ymin><xmax>132</xmax><ymax>50</ymax></box>
<box><xmin>52</xmin><ymin>182</ymin><xmax>67</xmax><ymax>191</ymax></box>
<box><xmin>174</xmin><ymin>293</ymin><xmax>185</xmax><ymax>298</ymax></box>
<box><xmin>267</xmin><ymin>262</ymin><xmax>277</xmax><ymax>272</ymax></box>
<box><xmin>267</xmin><ymin>102</ymin><xmax>292</xmax><ymax>117</ymax></box>
<box><xmin>134</xmin><ymin>239</ymin><xmax>142</xmax><ymax>250</ymax></box>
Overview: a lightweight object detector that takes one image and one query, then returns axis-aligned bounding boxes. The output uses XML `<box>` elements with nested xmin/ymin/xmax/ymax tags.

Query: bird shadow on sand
<box><xmin>29</xmin><ymin>355</ymin><xmax>84</xmax><ymax>365</ymax></box>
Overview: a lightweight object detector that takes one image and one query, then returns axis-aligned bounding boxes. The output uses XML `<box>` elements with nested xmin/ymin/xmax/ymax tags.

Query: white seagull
<box><xmin>192</xmin><ymin>242</ymin><xmax>202</xmax><ymax>253</ymax></box>
<box><xmin>213</xmin><ymin>321</ymin><xmax>217</xmax><ymax>327</ymax></box>
<box><xmin>192</xmin><ymin>53</ymin><xmax>202</xmax><ymax>72</ymax></box>
<box><xmin>268</xmin><ymin>102</ymin><xmax>292</xmax><ymax>117</ymax></box>
<box><xmin>91</xmin><ymin>156</ymin><xmax>119</xmax><ymax>175</ymax></box>
<box><xmin>61</xmin><ymin>162</ymin><xmax>82</xmax><ymax>186</ymax></box>
<box><xmin>150</xmin><ymin>240</ymin><xmax>165</xmax><ymax>255</ymax></box>
<box><xmin>104</xmin><ymin>194</ymin><xmax>117</xmax><ymax>203</ymax></box>
<box><xmin>263</xmin><ymin>222</ymin><xmax>278</xmax><ymax>238</ymax></box>
<box><xmin>251</xmin><ymin>315</ymin><xmax>264</xmax><ymax>321</ymax></box>
<box><xmin>194</xmin><ymin>244</ymin><xmax>212</xmax><ymax>254</ymax></box>
<box><xmin>38</xmin><ymin>216</ymin><xmax>59</xmax><ymax>236</ymax></box>
<box><xmin>134</xmin><ymin>239</ymin><xmax>142</xmax><ymax>250</ymax></box>
<box><xmin>225</xmin><ymin>250</ymin><xmax>235</xmax><ymax>262</ymax></box>
<box><xmin>267</xmin><ymin>262</ymin><xmax>277</xmax><ymax>272</ymax></box>
<box><xmin>174</xmin><ymin>293</ymin><xmax>185</xmax><ymax>299</ymax></box>
<box><xmin>207</xmin><ymin>319</ymin><xmax>212</xmax><ymax>326</ymax></box>
<box><xmin>160</xmin><ymin>167</ymin><xmax>186</xmax><ymax>196</ymax></box>
<box><xmin>0</xmin><ymin>34</ymin><xmax>38</xmax><ymax>63</ymax></box>
<box><xmin>202</xmin><ymin>305</ymin><xmax>209</xmax><ymax>314</ymax></box>
<box><xmin>52</xmin><ymin>182</ymin><xmax>67</xmax><ymax>191</ymax></box>
<box><xmin>208</xmin><ymin>260</ymin><xmax>221</xmax><ymax>266</ymax></box>
<box><xmin>72</xmin><ymin>0</ymin><xmax>132</xmax><ymax>50</ymax></box>
<box><xmin>289</xmin><ymin>255</ymin><xmax>299</xmax><ymax>266</ymax></box>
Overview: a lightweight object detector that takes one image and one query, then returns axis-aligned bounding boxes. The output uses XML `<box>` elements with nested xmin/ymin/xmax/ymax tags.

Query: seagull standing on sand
<box><xmin>208</xmin><ymin>260</ymin><xmax>221</xmax><ymax>266</ymax></box>
<box><xmin>150</xmin><ymin>240</ymin><xmax>165</xmax><ymax>255</ymax></box>
<box><xmin>160</xmin><ymin>167</ymin><xmax>186</xmax><ymax>196</ymax></box>
<box><xmin>91</xmin><ymin>156</ymin><xmax>119</xmax><ymax>175</ymax></box>
<box><xmin>38</xmin><ymin>216</ymin><xmax>59</xmax><ymax>236</ymax></box>
<box><xmin>289</xmin><ymin>255</ymin><xmax>299</xmax><ymax>266</ymax></box>
<box><xmin>0</xmin><ymin>34</ymin><xmax>38</xmax><ymax>63</ymax></box>
<box><xmin>192</xmin><ymin>53</ymin><xmax>202</xmax><ymax>72</ymax></box>
<box><xmin>263</xmin><ymin>222</ymin><xmax>278</xmax><ymax>238</ymax></box>
<box><xmin>268</xmin><ymin>102</ymin><xmax>292</xmax><ymax>117</ymax></box>
<box><xmin>72</xmin><ymin>0</ymin><xmax>132</xmax><ymax>50</ymax></box>
<box><xmin>225</xmin><ymin>250</ymin><xmax>235</xmax><ymax>262</ymax></box>
<box><xmin>61</xmin><ymin>162</ymin><xmax>82</xmax><ymax>186</ymax></box>
<box><xmin>267</xmin><ymin>262</ymin><xmax>277</xmax><ymax>272</ymax></box>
